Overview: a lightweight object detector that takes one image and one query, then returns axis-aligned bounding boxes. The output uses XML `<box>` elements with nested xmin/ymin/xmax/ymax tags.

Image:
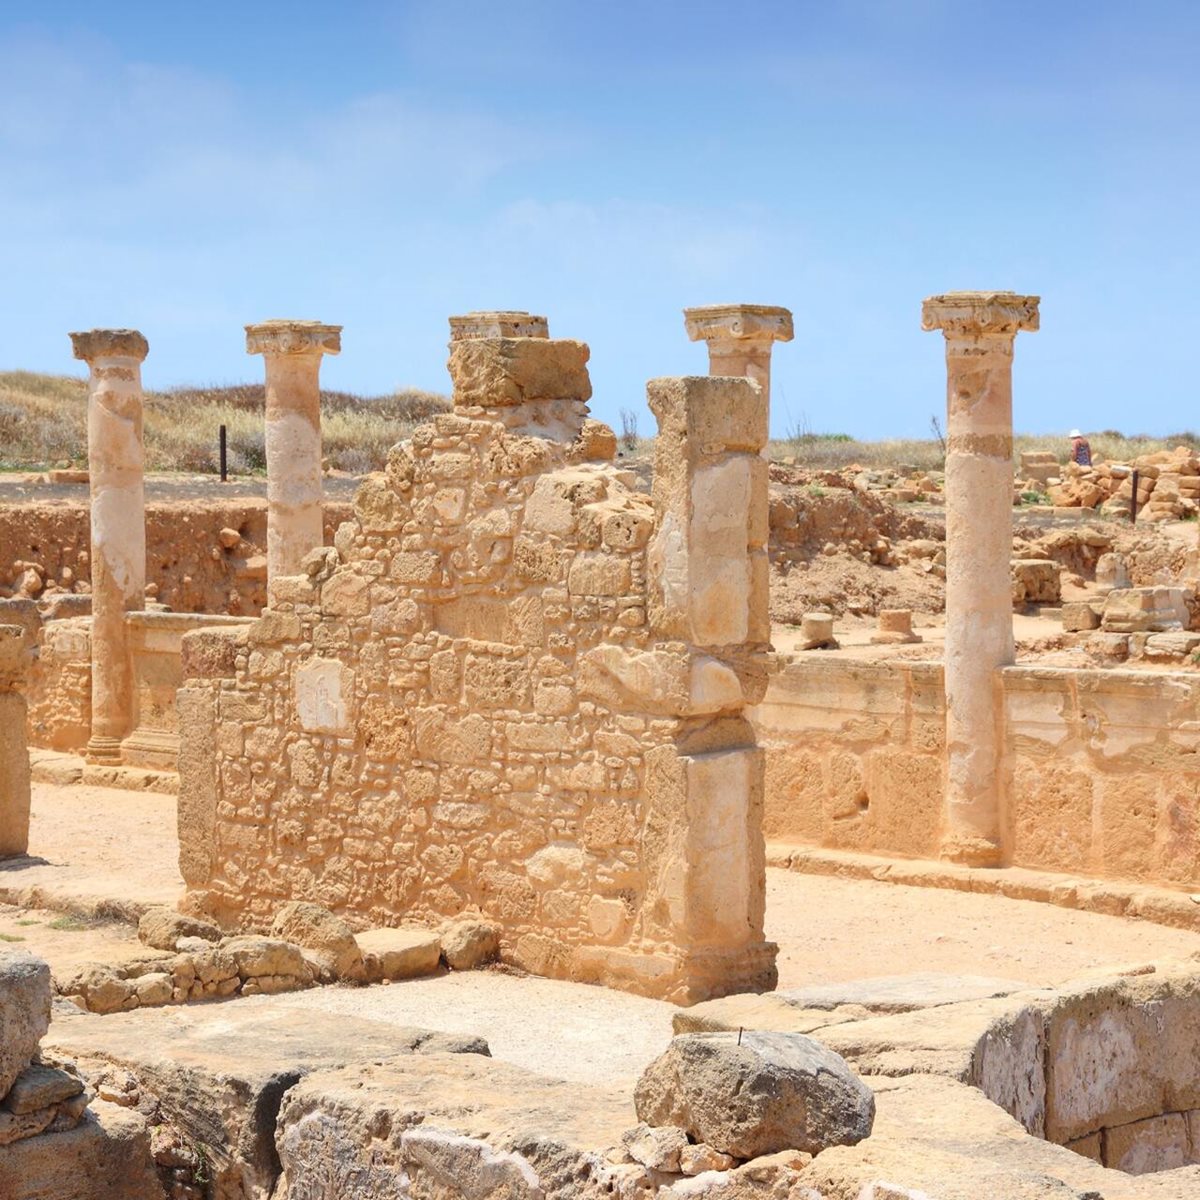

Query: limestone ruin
<box><xmin>4</xmin><ymin>299</ymin><xmax>1200</xmax><ymax>1197</ymax></box>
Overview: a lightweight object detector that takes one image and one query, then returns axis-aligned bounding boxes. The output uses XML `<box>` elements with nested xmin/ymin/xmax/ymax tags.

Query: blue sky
<box><xmin>1</xmin><ymin>1</ymin><xmax>1197</xmax><ymax>438</ymax></box>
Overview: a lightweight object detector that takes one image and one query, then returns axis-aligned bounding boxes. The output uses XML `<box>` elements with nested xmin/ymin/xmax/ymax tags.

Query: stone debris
<box><xmin>441</xmin><ymin>918</ymin><xmax>502</xmax><ymax>971</ymax></box>
<box><xmin>634</xmin><ymin>1031</ymin><xmax>875</xmax><ymax>1159</ymax></box>
<box><xmin>0</xmin><ymin>949</ymin><xmax>93</xmax><ymax>1155</ymax></box>
<box><xmin>137</xmin><ymin>905</ymin><xmax>221</xmax><ymax>951</ymax></box>
<box><xmin>1011</xmin><ymin>558</ymin><xmax>1061</xmax><ymax>608</ymax></box>
<box><xmin>270</xmin><ymin>900</ymin><xmax>366</xmax><ymax>982</ymax></box>
<box><xmin>355</xmin><ymin>926</ymin><xmax>443</xmax><ymax>981</ymax></box>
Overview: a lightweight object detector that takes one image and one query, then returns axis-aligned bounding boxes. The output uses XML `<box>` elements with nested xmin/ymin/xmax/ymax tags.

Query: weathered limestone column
<box><xmin>245</xmin><ymin>320</ymin><xmax>341</xmax><ymax>583</ymax></box>
<box><xmin>643</xmin><ymin>374</ymin><xmax>777</xmax><ymax>1000</ymax></box>
<box><xmin>683</xmin><ymin>304</ymin><xmax>793</xmax><ymax>407</ymax></box>
<box><xmin>0</xmin><ymin>626</ymin><xmax>31</xmax><ymax>857</ymax></box>
<box><xmin>70</xmin><ymin>328</ymin><xmax>149</xmax><ymax>763</ymax></box>
<box><xmin>922</xmin><ymin>292</ymin><xmax>1039</xmax><ymax>865</ymax></box>
<box><xmin>449</xmin><ymin>311</ymin><xmax>548</xmax><ymax>340</ymax></box>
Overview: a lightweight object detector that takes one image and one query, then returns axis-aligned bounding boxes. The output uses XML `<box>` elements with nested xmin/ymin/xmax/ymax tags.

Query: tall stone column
<box><xmin>0</xmin><ymin>625</ymin><xmax>31</xmax><ymax>857</ymax></box>
<box><xmin>70</xmin><ymin>328</ymin><xmax>149</xmax><ymax>763</ymax></box>
<box><xmin>922</xmin><ymin>292</ymin><xmax>1039</xmax><ymax>865</ymax></box>
<box><xmin>245</xmin><ymin>320</ymin><xmax>341</xmax><ymax>583</ymax></box>
<box><xmin>683</xmin><ymin>304</ymin><xmax>793</xmax><ymax>407</ymax></box>
<box><xmin>642</xmin><ymin>374</ymin><xmax>777</xmax><ymax>1000</ymax></box>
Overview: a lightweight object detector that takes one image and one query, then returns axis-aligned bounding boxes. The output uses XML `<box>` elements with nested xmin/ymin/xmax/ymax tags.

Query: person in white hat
<box><xmin>1069</xmin><ymin>429</ymin><xmax>1092</xmax><ymax>467</ymax></box>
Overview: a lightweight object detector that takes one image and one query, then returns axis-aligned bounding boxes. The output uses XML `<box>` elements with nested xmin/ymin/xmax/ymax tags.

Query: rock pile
<box><xmin>0</xmin><ymin>949</ymin><xmax>89</xmax><ymax>1147</ymax></box>
<box><xmin>1030</xmin><ymin>445</ymin><xmax>1200</xmax><ymax>520</ymax></box>
<box><xmin>54</xmin><ymin>905</ymin><xmax>498</xmax><ymax>1013</ymax></box>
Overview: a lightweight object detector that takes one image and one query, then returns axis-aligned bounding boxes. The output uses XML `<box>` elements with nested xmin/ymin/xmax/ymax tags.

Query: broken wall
<box><xmin>178</xmin><ymin>332</ymin><xmax>776</xmax><ymax>1003</ymax></box>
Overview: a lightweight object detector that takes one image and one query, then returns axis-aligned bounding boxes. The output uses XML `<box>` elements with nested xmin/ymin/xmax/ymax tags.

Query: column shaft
<box><xmin>922</xmin><ymin>292</ymin><xmax>1038</xmax><ymax>866</ymax></box>
<box><xmin>71</xmin><ymin>330</ymin><xmax>148</xmax><ymax>762</ymax></box>
<box><xmin>0</xmin><ymin>625</ymin><xmax>31</xmax><ymax>858</ymax></box>
<box><xmin>246</xmin><ymin>320</ymin><xmax>341</xmax><ymax>585</ymax></box>
<box><xmin>942</xmin><ymin>333</ymin><xmax>1015</xmax><ymax>859</ymax></box>
<box><xmin>264</xmin><ymin>353</ymin><xmax>324</xmax><ymax>580</ymax></box>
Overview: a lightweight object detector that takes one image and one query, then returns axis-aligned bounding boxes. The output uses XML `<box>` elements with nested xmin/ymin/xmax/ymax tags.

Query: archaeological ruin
<box><xmin>4</xmin><ymin>298</ymin><xmax>1200</xmax><ymax>1197</ymax></box>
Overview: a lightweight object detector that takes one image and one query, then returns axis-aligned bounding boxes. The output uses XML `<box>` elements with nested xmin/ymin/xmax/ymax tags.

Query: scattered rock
<box><xmin>679</xmin><ymin>1141</ymin><xmax>737</xmax><ymax>1175</ymax></box>
<box><xmin>137</xmin><ymin>907</ymin><xmax>221</xmax><ymax>952</ymax></box>
<box><xmin>220</xmin><ymin>935</ymin><xmax>311</xmax><ymax>982</ymax></box>
<box><xmin>441</xmin><ymin>919</ymin><xmax>500</xmax><ymax>971</ymax></box>
<box><xmin>635</xmin><ymin>1032</ymin><xmax>875</xmax><ymax>1159</ymax></box>
<box><xmin>356</xmin><ymin>927</ymin><xmax>442</xmax><ymax>981</ymax></box>
<box><xmin>2</xmin><ymin>1063</ymin><xmax>84</xmax><ymax>1115</ymax></box>
<box><xmin>622</xmin><ymin>1122</ymin><xmax>689</xmax><ymax>1172</ymax></box>
<box><xmin>271</xmin><ymin>901</ymin><xmax>365</xmax><ymax>982</ymax></box>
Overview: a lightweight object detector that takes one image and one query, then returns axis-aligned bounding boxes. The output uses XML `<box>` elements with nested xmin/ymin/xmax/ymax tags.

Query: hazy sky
<box><xmin>1</xmin><ymin>1</ymin><xmax>1197</xmax><ymax>438</ymax></box>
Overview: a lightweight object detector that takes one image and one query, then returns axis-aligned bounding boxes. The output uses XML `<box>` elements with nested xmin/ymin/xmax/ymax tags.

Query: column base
<box><xmin>940</xmin><ymin>833</ymin><xmax>1003</xmax><ymax>868</ymax></box>
<box><xmin>85</xmin><ymin>735</ymin><xmax>124</xmax><ymax>765</ymax></box>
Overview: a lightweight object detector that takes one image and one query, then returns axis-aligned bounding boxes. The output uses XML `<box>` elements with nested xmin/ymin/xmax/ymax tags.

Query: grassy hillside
<box><xmin>0</xmin><ymin>371</ymin><xmax>450</xmax><ymax>473</ymax></box>
<box><xmin>2</xmin><ymin>369</ymin><xmax>1195</xmax><ymax>475</ymax></box>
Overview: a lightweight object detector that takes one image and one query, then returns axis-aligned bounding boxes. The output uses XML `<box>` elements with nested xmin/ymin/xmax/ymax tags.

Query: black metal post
<box><xmin>219</xmin><ymin>424</ymin><xmax>228</xmax><ymax>482</ymax></box>
<box><xmin>1130</xmin><ymin>468</ymin><xmax>1139</xmax><ymax>524</ymax></box>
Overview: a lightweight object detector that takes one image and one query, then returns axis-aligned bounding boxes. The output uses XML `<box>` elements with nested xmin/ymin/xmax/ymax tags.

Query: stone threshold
<box><xmin>768</xmin><ymin>842</ymin><xmax>1200</xmax><ymax>933</ymax></box>
<box><xmin>28</xmin><ymin>748</ymin><xmax>178</xmax><ymax>795</ymax></box>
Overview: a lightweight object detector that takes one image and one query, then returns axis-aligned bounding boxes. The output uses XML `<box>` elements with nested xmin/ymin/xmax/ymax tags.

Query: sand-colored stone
<box><xmin>70</xmin><ymin>328</ymin><xmax>149</xmax><ymax>764</ymax></box>
<box><xmin>922</xmin><ymin>291</ymin><xmax>1039</xmax><ymax>865</ymax></box>
<box><xmin>246</xmin><ymin>319</ymin><xmax>341</xmax><ymax>584</ymax></box>
<box><xmin>0</xmin><ymin>625</ymin><xmax>32</xmax><ymax>856</ymax></box>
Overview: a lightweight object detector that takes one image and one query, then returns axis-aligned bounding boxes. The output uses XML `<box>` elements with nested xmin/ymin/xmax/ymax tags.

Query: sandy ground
<box><xmin>0</xmin><ymin>782</ymin><xmax>183</xmax><ymax>910</ymax></box>
<box><xmin>7</xmin><ymin>780</ymin><xmax>1200</xmax><ymax>1086</ymax></box>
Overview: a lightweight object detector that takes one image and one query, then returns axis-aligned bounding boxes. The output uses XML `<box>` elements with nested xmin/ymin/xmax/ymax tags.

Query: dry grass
<box><xmin>0</xmin><ymin>372</ymin><xmax>450</xmax><ymax>474</ymax></box>
<box><xmin>768</xmin><ymin>431</ymin><xmax>1200</xmax><ymax>473</ymax></box>
<box><xmin>3</xmin><ymin>369</ymin><xmax>1196</xmax><ymax>477</ymax></box>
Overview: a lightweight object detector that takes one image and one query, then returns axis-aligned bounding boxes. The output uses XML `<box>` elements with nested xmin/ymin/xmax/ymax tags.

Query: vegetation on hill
<box><xmin>1</xmin><ymin>370</ymin><xmax>1196</xmax><ymax>477</ymax></box>
<box><xmin>0</xmin><ymin>371</ymin><xmax>450</xmax><ymax>473</ymax></box>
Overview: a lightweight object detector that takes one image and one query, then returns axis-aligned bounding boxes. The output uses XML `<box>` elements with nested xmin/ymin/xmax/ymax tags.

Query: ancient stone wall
<box><xmin>178</xmin><ymin>328</ymin><xmax>776</xmax><ymax>1003</ymax></box>
<box><xmin>755</xmin><ymin>658</ymin><xmax>1200</xmax><ymax>887</ymax></box>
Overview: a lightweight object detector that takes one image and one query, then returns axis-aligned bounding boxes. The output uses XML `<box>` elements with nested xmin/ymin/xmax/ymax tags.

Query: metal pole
<box><xmin>1130</xmin><ymin>468</ymin><xmax>1139</xmax><ymax>524</ymax></box>
<box><xmin>219</xmin><ymin>424</ymin><xmax>228</xmax><ymax>482</ymax></box>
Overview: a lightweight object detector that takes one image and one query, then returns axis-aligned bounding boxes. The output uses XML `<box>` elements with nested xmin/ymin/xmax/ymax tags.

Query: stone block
<box><xmin>1103</xmin><ymin>1112</ymin><xmax>1190</xmax><ymax>1174</ymax></box>
<box><xmin>647</xmin><ymin>375</ymin><xmax>768</xmax><ymax>454</ymax></box>
<box><xmin>1061</xmin><ymin>601</ymin><xmax>1101</xmax><ymax>632</ymax></box>
<box><xmin>294</xmin><ymin>658</ymin><xmax>353</xmax><ymax>736</ymax></box>
<box><xmin>447</xmin><ymin>338</ymin><xmax>591</xmax><ymax>407</ymax></box>
<box><xmin>0</xmin><ymin>950</ymin><xmax>51</xmax><ymax>1097</ymax></box>
<box><xmin>1102</xmin><ymin>586</ymin><xmax>1189</xmax><ymax>633</ymax></box>
<box><xmin>356</xmin><ymin>928</ymin><xmax>442</xmax><ymax>981</ymax></box>
<box><xmin>180</xmin><ymin>627</ymin><xmax>245</xmax><ymax>680</ymax></box>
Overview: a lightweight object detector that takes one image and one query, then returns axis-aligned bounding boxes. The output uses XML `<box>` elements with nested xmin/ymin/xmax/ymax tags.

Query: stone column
<box><xmin>922</xmin><ymin>292</ymin><xmax>1039</xmax><ymax>865</ymax></box>
<box><xmin>0</xmin><ymin>626</ymin><xmax>31</xmax><ymax>857</ymax></box>
<box><xmin>245</xmin><ymin>320</ymin><xmax>341</xmax><ymax>583</ymax></box>
<box><xmin>449</xmin><ymin>311</ymin><xmax>548</xmax><ymax>340</ymax></box>
<box><xmin>70</xmin><ymin>328</ymin><xmax>149</xmax><ymax>763</ymax></box>
<box><xmin>641</xmin><ymin>374</ymin><xmax>777</xmax><ymax>1001</ymax></box>
<box><xmin>683</xmin><ymin>304</ymin><xmax>793</xmax><ymax>407</ymax></box>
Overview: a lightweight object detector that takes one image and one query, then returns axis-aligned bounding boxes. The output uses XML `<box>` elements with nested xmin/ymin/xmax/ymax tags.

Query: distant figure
<box><xmin>1069</xmin><ymin>428</ymin><xmax>1092</xmax><ymax>467</ymax></box>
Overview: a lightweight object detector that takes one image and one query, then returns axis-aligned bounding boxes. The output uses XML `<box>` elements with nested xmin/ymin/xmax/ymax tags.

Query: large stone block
<box><xmin>647</xmin><ymin>376</ymin><xmax>767</xmax><ymax>454</ymax></box>
<box><xmin>447</xmin><ymin>338</ymin><xmax>591</xmax><ymax>407</ymax></box>
<box><xmin>634</xmin><ymin>1031</ymin><xmax>875</xmax><ymax>1158</ymax></box>
<box><xmin>0</xmin><ymin>949</ymin><xmax>52</xmax><ymax>1098</ymax></box>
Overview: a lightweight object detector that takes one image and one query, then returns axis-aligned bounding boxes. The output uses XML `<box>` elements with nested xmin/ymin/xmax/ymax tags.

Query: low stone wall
<box><xmin>0</xmin><ymin>499</ymin><xmax>351</xmax><ymax>614</ymax></box>
<box><xmin>754</xmin><ymin>658</ymin><xmax>1200</xmax><ymax>887</ymax></box>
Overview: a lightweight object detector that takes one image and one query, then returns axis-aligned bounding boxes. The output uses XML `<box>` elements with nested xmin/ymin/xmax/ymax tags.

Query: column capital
<box><xmin>449</xmin><ymin>311</ymin><xmax>549</xmax><ymax>341</ymax></box>
<box><xmin>684</xmin><ymin>304</ymin><xmax>794</xmax><ymax>345</ymax></box>
<box><xmin>921</xmin><ymin>292</ymin><xmax>1039</xmax><ymax>338</ymax></box>
<box><xmin>245</xmin><ymin>320</ymin><xmax>341</xmax><ymax>357</ymax></box>
<box><xmin>70</xmin><ymin>329</ymin><xmax>149</xmax><ymax>363</ymax></box>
